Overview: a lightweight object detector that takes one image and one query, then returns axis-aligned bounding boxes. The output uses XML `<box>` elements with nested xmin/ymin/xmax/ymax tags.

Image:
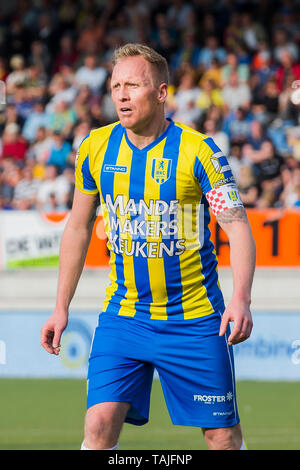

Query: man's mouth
<box><xmin>120</xmin><ymin>107</ymin><xmax>132</xmax><ymax>113</ymax></box>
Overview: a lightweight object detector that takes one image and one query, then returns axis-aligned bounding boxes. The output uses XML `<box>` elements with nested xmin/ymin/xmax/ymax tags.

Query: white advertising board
<box><xmin>0</xmin><ymin>311</ymin><xmax>300</xmax><ymax>381</ymax></box>
<box><xmin>0</xmin><ymin>211</ymin><xmax>68</xmax><ymax>269</ymax></box>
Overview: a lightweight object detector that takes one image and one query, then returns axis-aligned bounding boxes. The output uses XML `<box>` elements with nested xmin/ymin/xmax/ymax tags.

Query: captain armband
<box><xmin>205</xmin><ymin>183</ymin><xmax>244</xmax><ymax>216</ymax></box>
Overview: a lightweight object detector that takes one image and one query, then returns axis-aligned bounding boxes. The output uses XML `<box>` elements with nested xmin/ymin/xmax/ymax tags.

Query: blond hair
<box><xmin>112</xmin><ymin>43</ymin><xmax>170</xmax><ymax>85</ymax></box>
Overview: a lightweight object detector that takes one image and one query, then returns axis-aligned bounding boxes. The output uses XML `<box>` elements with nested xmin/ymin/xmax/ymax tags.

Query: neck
<box><xmin>125</xmin><ymin>116</ymin><xmax>169</xmax><ymax>150</ymax></box>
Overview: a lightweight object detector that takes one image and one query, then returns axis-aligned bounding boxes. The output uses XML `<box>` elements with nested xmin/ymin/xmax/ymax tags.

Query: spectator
<box><xmin>261</xmin><ymin>79</ymin><xmax>280</xmax><ymax>122</ymax></box>
<box><xmin>293</xmin><ymin>184</ymin><xmax>300</xmax><ymax>208</ymax></box>
<box><xmin>47</xmin><ymin>132</ymin><xmax>72</xmax><ymax>172</ymax></box>
<box><xmin>249</xmin><ymin>101</ymin><xmax>269</xmax><ymax>127</ymax></box>
<box><xmin>275</xmin><ymin>49</ymin><xmax>300</xmax><ymax>93</ymax></box>
<box><xmin>72</xmin><ymin>84</ymin><xmax>101</xmax><ymax>118</ymax></box>
<box><xmin>273</xmin><ymin>28</ymin><xmax>298</xmax><ymax>64</ymax></box>
<box><xmin>203</xmin><ymin>118</ymin><xmax>230</xmax><ymax>156</ymax></box>
<box><xmin>197</xmin><ymin>35</ymin><xmax>227</xmax><ymax>69</ymax></box>
<box><xmin>200</xmin><ymin>58</ymin><xmax>223</xmax><ymax>89</ymax></box>
<box><xmin>28</xmin><ymin>127</ymin><xmax>55</xmax><ymax>165</ymax></box>
<box><xmin>150</xmin><ymin>12</ymin><xmax>177</xmax><ymax>62</ymax></box>
<box><xmin>170</xmin><ymin>32</ymin><xmax>201</xmax><ymax>71</ymax></box>
<box><xmin>247</xmin><ymin>120</ymin><xmax>266</xmax><ymax>150</ymax></box>
<box><xmin>13</xmin><ymin>164</ymin><xmax>40</xmax><ymax>209</ymax></box>
<box><xmin>222</xmin><ymin>69</ymin><xmax>251</xmax><ymax>111</ymax></box>
<box><xmin>280</xmin><ymin>163</ymin><xmax>300</xmax><ymax>208</ymax></box>
<box><xmin>36</xmin><ymin>164</ymin><xmax>71</xmax><ymax>212</ymax></box>
<box><xmin>8</xmin><ymin>83</ymin><xmax>35</xmax><ymax>121</ymax></box>
<box><xmin>166</xmin><ymin>0</ymin><xmax>194</xmax><ymax>33</ymax></box>
<box><xmin>6</xmin><ymin>55</ymin><xmax>27</xmax><ymax>94</ymax></box>
<box><xmin>222</xmin><ymin>107</ymin><xmax>252</xmax><ymax>145</ymax></box>
<box><xmin>228</xmin><ymin>144</ymin><xmax>251</xmax><ymax>183</ymax></box>
<box><xmin>100</xmin><ymin>77</ymin><xmax>119</xmax><ymax>123</ymax></box>
<box><xmin>0</xmin><ymin>57</ymin><xmax>9</xmax><ymax>82</ymax></box>
<box><xmin>221</xmin><ymin>53</ymin><xmax>249</xmax><ymax>85</ymax></box>
<box><xmin>196</xmin><ymin>79</ymin><xmax>224</xmax><ymax>113</ymax></box>
<box><xmin>24</xmin><ymin>64</ymin><xmax>47</xmax><ymax>98</ymax></box>
<box><xmin>48</xmin><ymin>100</ymin><xmax>77</xmax><ymax>136</ymax></box>
<box><xmin>28</xmin><ymin>40</ymin><xmax>51</xmax><ymax>75</ymax></box>
<box><xmin>240</xmin><ymin>12</ymin><xmax>266</xmax><ymax>53</ymax></box>
<box><xmin>46</xmin><ymin>74</ymin><xmax>78</xmax><ymax>113</ymax></box>
<box><xmin>172</xmin><ymin>71</ymin><xmax>202</xmax><ymax>125</ymax></box>
<box><xmin>223</xmin><ymin>12</ymin><xmax>244</xmax><ymax>52</ymax></box>
<box><xmin>74</xmin><ymin>54</ymin><xmax>107</xmax><ymax>94</ymax></box>
<box><xmin>237</xmin><ymin>164</ymin><xmax>259</xmax><ymax>208</ymax></box>
<box><xmin>53</xmin><ymin>35</ymin><xmax>79</xmax><ymax>74</ymax></box>
<box><xmin>1</xmin><ymin>103</ymin><xmax>25</xmax><ymax>135</ymax></box>
<box><xmin>252</xmin><ymin>140</ymin><xmax>285</xmax><ymax>190</ymax></box>
<box><xmin>1</xmin><ymin>123</ymin><xmax>28</xmax><ymax>163</ymax></box>
<box><xmin>0</xmin><ymin>158</ymin><xmax>21</xmax><ymax>208</ymax></box>
<box><xmin>22</xmin><ymin>101</ymin><xmax>49</xmax><ymax>143</ymax></box>
<box><xmin>72</xmin><ymin>121</ymin><xmax>91</xmax><ymax>152</ymax></box>
<box><xmin>0</xmin><ymin>164</ymin><xmax>14</xmax><ymax>209</ymax></box>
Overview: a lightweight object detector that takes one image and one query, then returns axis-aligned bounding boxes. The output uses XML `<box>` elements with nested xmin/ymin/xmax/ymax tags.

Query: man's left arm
<box><xmin>216</xmin><ymin>206</ymin><xmax>256</xmax><ymax>345</ymax></box>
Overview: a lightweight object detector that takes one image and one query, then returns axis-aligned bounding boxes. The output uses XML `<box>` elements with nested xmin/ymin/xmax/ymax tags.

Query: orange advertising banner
<box><xmin>210</xmin><ymin>209</ymin><xmax>300</xmax><ymax>267</ymax></box>
<box><xmin>84</xmin><ymin>209</ymin><xmax>300</xmax><ymax>268</ymax></box>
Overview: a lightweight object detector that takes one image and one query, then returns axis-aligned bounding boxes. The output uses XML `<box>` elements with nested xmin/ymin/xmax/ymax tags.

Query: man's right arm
<box><xmin>40</xmin><ymin>188</ymin><xmax>99</xmax><ymax>355</ymax></box>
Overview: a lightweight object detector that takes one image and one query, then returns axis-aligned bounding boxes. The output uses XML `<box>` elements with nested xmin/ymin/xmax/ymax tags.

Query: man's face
<box><xmin>111</xmin><ymin>56</ymin><xmax>166</xmax><ymax>133</ymax></box>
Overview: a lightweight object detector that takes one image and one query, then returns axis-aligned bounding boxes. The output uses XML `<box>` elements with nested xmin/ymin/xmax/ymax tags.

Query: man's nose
<box><xmin>118</xmin><ymin>86</ymin><xmax>130</xmax><ymax>101</ymax></box>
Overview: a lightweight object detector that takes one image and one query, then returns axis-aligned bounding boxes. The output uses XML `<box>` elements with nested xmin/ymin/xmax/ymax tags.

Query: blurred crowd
<box><xmin>1</xmin><ymin>0</ymin><xmax>300</xmax><ymax>212</ymax></box>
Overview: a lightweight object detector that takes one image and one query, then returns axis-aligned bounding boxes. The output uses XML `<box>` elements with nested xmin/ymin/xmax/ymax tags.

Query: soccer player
<box><xmin>40</xmin><ymin>44</ymin><xmax>256</xmax><ymax>450</ymax></box>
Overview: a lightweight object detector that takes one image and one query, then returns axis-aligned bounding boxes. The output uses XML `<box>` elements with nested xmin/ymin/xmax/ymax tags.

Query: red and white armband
<box><xmin>205</xmin><ymin>183</ymin><xmax>244</xmax><ymax>216</ymax></box>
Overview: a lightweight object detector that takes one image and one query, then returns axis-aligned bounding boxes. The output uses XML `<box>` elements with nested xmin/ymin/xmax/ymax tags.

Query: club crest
<box><xmin>151</xmin><ymin>158</ymin><xmax>172</xmax><ymax>184</ymax></box>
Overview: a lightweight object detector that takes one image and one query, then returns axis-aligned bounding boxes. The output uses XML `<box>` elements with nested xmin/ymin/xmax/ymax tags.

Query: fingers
<box><xmin>52</xmin><ymin>328</ymin><xmax>62</xmax><ymax>355</ymax></box>
<box><xmin>227</xmin><ymin>316</ymin><xmax>253</xmax><ymax>345</ymax></box>
<box><xmin>219</xmin><ymin>307</ymin><xmax>253</xmax><ymax>346</ymax></box>
<box><xmin>40</xmin><ymin>326</ymin><xmax>62</xmax><ymax>355</ymax></box>
<box><xmin>40</xmin><ymin>327</ymin><xmax>53</xmax><ymax>354</ymax></box>
<box><xmin>219</xmin><ymin>313</ymin><xmax>230</xmax><ymax>338</ymax></box>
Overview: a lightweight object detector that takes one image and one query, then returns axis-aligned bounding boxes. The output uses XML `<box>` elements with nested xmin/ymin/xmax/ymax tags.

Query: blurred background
<box><xmin>0</xmin><ymin>0</ymin><xmax>300</xmax><ymax>450</ymax></box>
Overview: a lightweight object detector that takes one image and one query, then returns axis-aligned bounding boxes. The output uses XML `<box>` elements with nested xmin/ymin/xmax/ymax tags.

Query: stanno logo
<box><xmin>103</xmin><ymin>164</ymin><xmax>128</xmax><ymax>173</ymax></box>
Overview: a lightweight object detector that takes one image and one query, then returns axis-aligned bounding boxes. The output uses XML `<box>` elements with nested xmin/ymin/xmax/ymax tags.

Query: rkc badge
<box><xmin>151</xmin><ymin>158</ymin><xmax>172</xmax><ymax>184</ymax></box>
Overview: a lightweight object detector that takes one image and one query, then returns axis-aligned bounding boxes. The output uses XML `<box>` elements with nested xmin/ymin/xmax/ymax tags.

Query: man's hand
<box><xmin>40</xmin><ymin>311</ymin><xmax>68</xmax><ymax>355</ymax></box>
<box><xmin>219</xmin><ymin>299</ymin><xmax>253</xmax><ymax>346</ymax></box>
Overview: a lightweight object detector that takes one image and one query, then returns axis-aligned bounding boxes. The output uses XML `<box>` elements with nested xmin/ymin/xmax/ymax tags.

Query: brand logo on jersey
<box><xmin>103</xmin><ymin>164</ymin><xmax>128</xmax><ymax>173</ymax></box>
<box><xmin>210</xmin><ymin>152</ymin><xmax>231</xmax><ymax>174</ymax></box>
<box><xmin>151</xmin><ymin>158</ymin><xmax>172</xmax><ymax>184</ymax></box>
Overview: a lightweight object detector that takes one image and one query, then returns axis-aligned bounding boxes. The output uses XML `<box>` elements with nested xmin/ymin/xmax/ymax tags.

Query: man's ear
<box><xmin>157</xmin><ymin>82</ymin><xmax>168</xmax><ymax>104</ymax></box>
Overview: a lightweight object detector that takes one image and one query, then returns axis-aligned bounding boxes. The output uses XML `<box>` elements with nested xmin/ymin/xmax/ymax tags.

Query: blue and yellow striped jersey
<box><xmin>75</xmin><ymin>119</ymin><xmax>243</xmax><ymax>320</ymax></box>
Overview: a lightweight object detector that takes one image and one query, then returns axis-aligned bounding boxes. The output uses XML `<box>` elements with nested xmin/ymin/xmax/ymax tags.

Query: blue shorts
<box><xmin>87</xmin><ymin>312</ymin><xmax>240</xmax><ymax>428</ymax></box>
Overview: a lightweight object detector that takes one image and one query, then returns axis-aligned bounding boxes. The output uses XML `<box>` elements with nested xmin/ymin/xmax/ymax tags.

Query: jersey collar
<box><xmin>123</xmin><ymin>118</ymin><xmax>174</xmax><ymax>153</ymax></box>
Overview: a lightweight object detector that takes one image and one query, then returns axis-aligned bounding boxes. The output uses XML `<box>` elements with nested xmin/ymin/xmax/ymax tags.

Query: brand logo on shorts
<box><xmin>193</xmin><ymin>391</ymin><xmax>233</xmax><ymax>404</ymax></box>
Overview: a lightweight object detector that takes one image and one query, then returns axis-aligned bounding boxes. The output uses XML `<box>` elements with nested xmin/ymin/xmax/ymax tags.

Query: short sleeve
<box><xmin>74</xmin><ymin>134</ymin><xmax>98</xmax><ymax>195</ymax></box>
<box><xmin>194</xmin><ymin>136</ymin><xmax>244</xmax><ymax>216</ymax></box>
<box><xmin>194</xmin><ymin>137</ymin><xmax>235</xmax><ymax>193</ymax></box>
